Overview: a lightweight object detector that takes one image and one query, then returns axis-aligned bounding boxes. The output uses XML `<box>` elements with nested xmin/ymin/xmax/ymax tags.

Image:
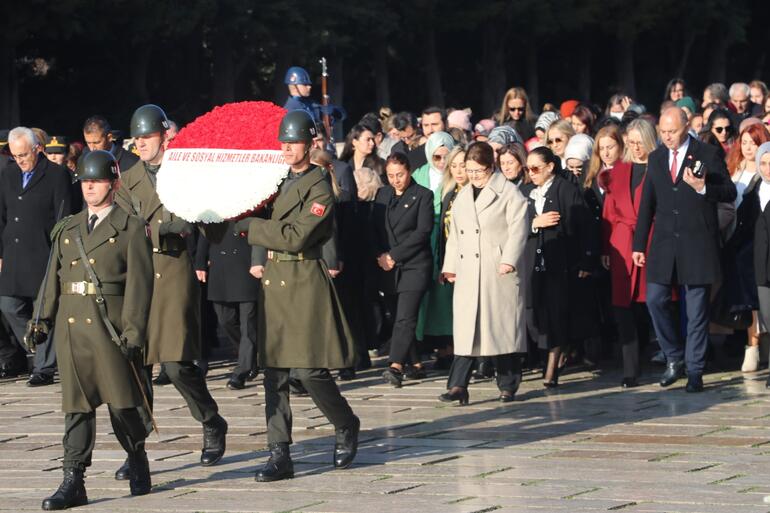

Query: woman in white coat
<box><xmin>441</xmin><ymin>142</ymin><xmax>529</xmax><ymax>404</ymax></box>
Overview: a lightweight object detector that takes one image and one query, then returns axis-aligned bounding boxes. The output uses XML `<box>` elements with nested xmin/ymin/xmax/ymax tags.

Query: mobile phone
<box><xmin>692</xmin><ymin>161</ymin><xmax>704</xmax><ymax>179</ymax></box>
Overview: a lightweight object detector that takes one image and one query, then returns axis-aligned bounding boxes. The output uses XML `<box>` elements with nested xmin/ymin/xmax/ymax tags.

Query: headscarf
<box><xmin>487</xmin><ymin>125</ymin><xmax>522</xmax><ymax>146</ymax></box>
<box><xmin>675</xmin><ymin>96</ymin><xmax>697</xmax><ymax>115</ymax></box>
<box><xmin>564</xmin><ymin>134</ymin><xmax>594</xmax><ymax>163</ymax></box>
<box><xmin>425</xmin><ymin>131</ymin><xmax>456</xmax><ymax>172</ymax></box>
<box><xmin>755</xmin><ymin>141</ymin><xmax>770</xmax><ymax>182</ymax></box>
<box><xmin>535</xmin><ymin>111</ymin><xmax>560</xmax><ymax>133</ymax></box>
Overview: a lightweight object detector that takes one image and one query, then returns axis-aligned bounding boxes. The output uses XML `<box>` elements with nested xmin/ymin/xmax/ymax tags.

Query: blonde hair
<box><xmin>354</xmin><ymin>167</ymin><xmax>383</xmax><ymax>201</ymax></box>
<box><xmin>441</xmin><ymin>146</ymin><xmax>466</xmax><ymax>199</ymax></box>
<box><xmin>497</xmin><ymin>87</ymin><xmax>537</xmax><ymax>125</ymax></box>
<box><xmin>622</xmin><ymin>118</ymin><xmax>657</xmax><ymax>163</ymax></box>
<box><xmin>586</xmin><ymin>125</ymin><xmax>623</xmax><ymax>188</ymax></box>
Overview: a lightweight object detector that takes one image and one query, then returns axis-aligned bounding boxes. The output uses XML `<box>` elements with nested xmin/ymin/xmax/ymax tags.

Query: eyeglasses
<box><xmin>567</xmin><ymin>165</ymin><xmax>583</xmax><ymax>173</ymax></box>
<box><xmin>527</xmin><ymin>165</ymin><xmax>548</xmax><ymax>173</ymax></box>
<box><xmin>509</xmin><ymin>107</ymin><xmax>525</xmax><ymax>112</ymax></box>
<box><xmin>432</xmin><ymin>154</ymin><xmax>447</xmax><ymax>162</ymax></box>
<box><xmin>547</xmin><ymin>138</ymin><xmax>563</xmax><ymax>145</ymax></box>
<box><xmin>714</xmin><ymin>126</ymin><xmax>731</xmax><ymax>134</ymax></box>
<box><xmin>465</xmin><ymin>167</ymin><xmax>489</xmax><ymax>176</ymax></box>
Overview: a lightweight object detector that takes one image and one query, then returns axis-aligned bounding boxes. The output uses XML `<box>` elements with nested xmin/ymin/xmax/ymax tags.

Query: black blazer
<box><xmin>0</xmin><ymin>155</ymin><xmax>74</xmax><ymax>297</ymax></box>
<box><xmin>633</xmin><ymin>137</ymin><xmax>736</xmax><ymax>285</ymax></box>
<box><xmin>195</xmin><ymin>221</ymin><xmax>260</xmax><ymax>303</ymax></box>
<box><xmin>371</xmin><ymin>180</ymin><xmax>433</xmax><ymax>293</ymax></box>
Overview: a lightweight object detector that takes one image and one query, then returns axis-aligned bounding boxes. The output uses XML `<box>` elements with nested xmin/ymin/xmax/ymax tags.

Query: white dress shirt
<box><xmin>87</xmin><ymin>204</ymin><xmax>114</xmax><ymax>231</ymax></box>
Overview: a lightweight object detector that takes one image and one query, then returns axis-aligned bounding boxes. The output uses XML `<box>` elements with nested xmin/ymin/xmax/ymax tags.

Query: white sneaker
<box><xmin>741</xmin><ymin>345</ymin><xmax>760</xmax><ymax>372</ymax></box>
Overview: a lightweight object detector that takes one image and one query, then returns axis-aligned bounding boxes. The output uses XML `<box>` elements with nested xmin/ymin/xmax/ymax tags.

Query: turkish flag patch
<box><xmin>310</xmin><ymin>202</ymin><xmax>327</xmax><ymax>217</ymax></box>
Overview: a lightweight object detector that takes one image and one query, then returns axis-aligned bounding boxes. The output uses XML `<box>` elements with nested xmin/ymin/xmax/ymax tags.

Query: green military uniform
<box><xmin>114</xmin><ymin>160</ymin><xmax>219</xmax><ymax>424</ymax></box>
<box><xmin>245</xmin><ymin>165</ymin><xmax>356</xmax><ymax>444</ymax></box>
<box><xmin>36</xmin><ymin>206</ymin><xmax>153</xmax><ymax>469</ymax></box>
<box><xmin>115</xmin><ymin>161</ymin><xmax>200</xmax><ymax>364</ymax></box>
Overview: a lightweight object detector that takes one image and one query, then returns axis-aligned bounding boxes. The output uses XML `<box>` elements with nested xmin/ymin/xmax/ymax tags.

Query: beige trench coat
<box><xmin>442</xmin><ymin>171</ymin><xmax>528</xmax><ymax>356</ymax></box>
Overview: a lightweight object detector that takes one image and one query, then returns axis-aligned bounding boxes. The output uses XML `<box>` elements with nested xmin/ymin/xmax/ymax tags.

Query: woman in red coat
<box><xmin>602</xmin><ymin>118</ymin><xmax>658</xmax><ymax>387</ymax></box>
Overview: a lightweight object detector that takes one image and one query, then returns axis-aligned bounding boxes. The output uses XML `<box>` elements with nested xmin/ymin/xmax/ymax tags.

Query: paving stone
<box><xmin>3</xmin><ymin>360</ymin><xmax>770</xmax><ymax>511</ymax></box>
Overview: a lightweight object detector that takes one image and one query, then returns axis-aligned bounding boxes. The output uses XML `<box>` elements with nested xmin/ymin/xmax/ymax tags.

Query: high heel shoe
<box><xmin>438</xmin><ymin>389</ymin><xmax>469</xmax><ymax>405</ymax></box>
<box><xmin>543</xmin><ymin>366</ymin><xmax>560</xmax><ymax>388</ymax></box>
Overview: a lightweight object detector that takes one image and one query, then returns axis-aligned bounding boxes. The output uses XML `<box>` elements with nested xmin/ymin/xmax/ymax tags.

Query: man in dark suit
<box><xmin>80</xmin><ymin>115</ymin><xmax>139</xmax><ymax>173</ymax></box>
<box><xmin>195</xmin><ymin>223</ymin><xmax>260</xmax><ymax>390</ymax></box>
<box><xmin>371</xmin><ymin>152</ymin><xmax>434</xmax><ymax>387</ymax></box>
<box><xmin>0</xmin><ymin>127</ymin><xmax>74</xmax><ymax>386</ymax></box>
<box><xmin>632</xmin><ymin>107</ymin><xmax>737</xmax><ymax>392</ymax></box>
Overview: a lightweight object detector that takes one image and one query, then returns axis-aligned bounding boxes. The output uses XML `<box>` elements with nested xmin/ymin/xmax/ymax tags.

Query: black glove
<box><xmin>120</xmin><ymin>341</ymin><xmax>142</xmax><ymax>362</ymax></box>
<box><xmin>234</xmin><ymin>218</ymin><xmax>252</xmax><ymax>236</ymax></box>
<box><xmin>23</xmin><ymin>320</ymin><xmax>49</xmax><ymax>353</ymax></box>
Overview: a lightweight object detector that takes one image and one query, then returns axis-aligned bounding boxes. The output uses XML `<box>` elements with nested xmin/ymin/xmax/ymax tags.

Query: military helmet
<box><xmin>130</xmin><ymin>104</ymin><xmax>170</xmax><ymax>138</ymax></box>
<box><xmin>284</xmin><ymin>66</ymin><xmax>311</xmax><ymax>86</ymax></box>
<box><xmin>76</xmin><ymin>150</ymin><xmax>119</xmax><ymax>181</ymax></box>
<box><xmin>278</xmin><ymin>110</ymin><xmax>318</xmax><ymax>143</ymax></box>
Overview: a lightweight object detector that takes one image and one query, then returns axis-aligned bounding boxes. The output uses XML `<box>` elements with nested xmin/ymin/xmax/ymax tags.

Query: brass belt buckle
<box><xmin>73</xmin><ymin>281</ymin><xmax>87</xmax><ymax>296</ymax></box>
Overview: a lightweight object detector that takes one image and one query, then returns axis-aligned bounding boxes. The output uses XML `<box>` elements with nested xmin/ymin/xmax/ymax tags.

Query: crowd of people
<box><xmin>4</xmin><ymin>71</ymin><xmax>770</xmax><ymax>509</ymax></box>
<box><xmin>2</xmin><ymin>77</ymin><xmax>770</xmax><ymax>402</ymax></box>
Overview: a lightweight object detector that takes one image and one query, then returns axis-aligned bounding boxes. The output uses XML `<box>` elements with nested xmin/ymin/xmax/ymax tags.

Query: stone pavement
<box><xmin>2</xmin><ymin>360</ymin><xmax>770</xmax><ymax>512</ymax></box>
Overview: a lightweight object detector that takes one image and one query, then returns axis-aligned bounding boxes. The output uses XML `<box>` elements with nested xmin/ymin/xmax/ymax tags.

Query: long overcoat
<box><xmin>37</xmin><ymin>207</ymin><xmax>153</xmax><ymax>412</ymax></box>
<box><xmin>522</xmin><ymin>176</ymin><xmax>597</xmax><ymax>347</ymax></box>
<box><xmin>245</xmin><ymin>167</ymin><xmax>355</xmax><ymax>369</ymax></box>
<box><xmin>442</xmin><ymin>171</ymin><xmax>529</xmax><ymax>356</ymax></box>
<box><xmin>0</xmin><ymin>155</ymin><xmax>73</xmax><ymax>298</ymax></box>
<box><xmin>114</xmin><ymin>161</ymin><xmax>201</xmax><ymax>364</ymax></box>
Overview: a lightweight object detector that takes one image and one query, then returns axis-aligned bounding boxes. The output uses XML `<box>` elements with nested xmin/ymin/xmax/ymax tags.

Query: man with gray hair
<box><xmin>729</xmin><ymin>82</ymin><xmax>763</xmax><ymax>121</ymax></box>
<box><xmin>702</xmin><ymin>83</ymin><xmax>729</xmax><ymax>108</ymax></box>
<box><xmin>0</xmin><ymin>127</ymin><xmax>74</xmax><ymax>386</ymax></box>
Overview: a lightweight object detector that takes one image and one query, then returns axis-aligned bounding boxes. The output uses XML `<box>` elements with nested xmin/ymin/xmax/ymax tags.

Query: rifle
<box><xmin>319</xmin><ymin>56</ymin><xmax>334</xmax><ymax>145</ymax></box>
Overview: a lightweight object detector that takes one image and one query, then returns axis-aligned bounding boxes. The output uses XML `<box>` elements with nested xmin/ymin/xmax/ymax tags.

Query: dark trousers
<box><xmin>212</xmin><ymin>301</ymin><xmax>258</xmax><ymax>378</ymax></box>
<box><xmin>264</xmin><ymin>367</ymin><xmax>355</xmax><ymax>445</ymax></box>
<box><xmin>384</xmin><ymin>290</ymin><xmax>425</xmax><ymax>365</ymax></box>
<box><xmin>613</xmin><ymin>303</ymin><xmax>650</xmax><ymax>379</ymax></box>
<box><xmin>447</xmin><ymin>354</ymin><xmax>522</xmax><ymax>392</ymax></box>
<box><xmin>0</xmin><ymin>296</ymin><xmax>56</xmax><ymax>375</ymax></box>
<box><xmin>164</xmin><ymin>361</ymin><xmax>219</xmax><ymax>423</ymax></box>
<box><xmin>647</xmin><ymin>282</ymin><xmax>710</xmax><ymax>376</ymax></box>
<box><xmin>63</xmin><ymin>407</ymin><xmax>147</xmax><ymax>470</ymax></box>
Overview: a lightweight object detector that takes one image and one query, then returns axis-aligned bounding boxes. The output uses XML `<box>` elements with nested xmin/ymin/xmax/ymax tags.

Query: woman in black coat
<box><xmin>752</xmin><ymin>143</ymin><xmax>770</xmax><ymax>387</ymax></box>
<box><xmin>371</xmin><ymin>153</ymin><xmax>434</xmax><ymax>387</ymax></box>
<box><xmin>522</xmin><ymin>147</ymin><xmax>597</xmax><ymax>387</ymax></box>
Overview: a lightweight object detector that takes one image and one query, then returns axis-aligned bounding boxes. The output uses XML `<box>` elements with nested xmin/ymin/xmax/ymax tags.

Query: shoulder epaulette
<box><xmin>50</xmin><ymin>215</ymin><xmax>74</xmax><ymax>241</ymax></box>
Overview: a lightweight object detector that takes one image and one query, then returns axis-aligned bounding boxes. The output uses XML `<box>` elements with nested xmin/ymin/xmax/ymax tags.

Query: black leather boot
<box><xmin>333</xmin><ymin>416</ymin><xmax>360</xmax><ymax>469</ymax></box>
<box><xmin>114</xmin><ymin>457</ymin><xmax>130</xmax><ymax>480</ymax></box>
<box><xmin>255</xmin><ymin>443</ymin><xmax>294</xmax><ymax>482</ymax></box>
<box><xmin>41</xmin><ymin>467</ymin><xmax>88</xmax><ymax>510</ymax></box>
<box><xmin>128</xmin><ymin>449</ymin><xmax>152</xmax><ymax>496</ymax></box>
<box><xmin>201</xmin><ymin>415</ymin><xmax>228</xmax><ymax>466</ymax></box>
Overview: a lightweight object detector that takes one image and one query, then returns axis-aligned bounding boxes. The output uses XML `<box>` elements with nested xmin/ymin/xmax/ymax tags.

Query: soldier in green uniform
<box><xmin>113</xmin><ymin>105</ymin><xmax>227</xmax><ymax>480</ymax></box>
<box><xmin>235</xmin><ymin>110</ymin><xmax>360</xmax><ymax>481</ymax></box>
<box><xmin>27</xmin><ymin>150</ymin><xmax>154</xmax><ymax>510</ymax></box>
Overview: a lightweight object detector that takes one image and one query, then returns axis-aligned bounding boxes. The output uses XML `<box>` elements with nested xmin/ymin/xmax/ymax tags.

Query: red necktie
<box><xmin>670</xmin><ymin>149</ymin><xmax>678</xmax><ymax>182</ymax></box>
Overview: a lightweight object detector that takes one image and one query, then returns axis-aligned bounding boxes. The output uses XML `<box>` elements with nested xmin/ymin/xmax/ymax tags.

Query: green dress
<box><xmin>412</xmin><ymin>164</ymin><xmax>453</xmax><ymax>339</ymax></box>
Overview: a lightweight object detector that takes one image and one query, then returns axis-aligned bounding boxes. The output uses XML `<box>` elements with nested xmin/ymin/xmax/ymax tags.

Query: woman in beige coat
<box><xmin>441</xmin><ymin>142</ymin><xmax>529</xmax><ymax>404</ymax></box>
